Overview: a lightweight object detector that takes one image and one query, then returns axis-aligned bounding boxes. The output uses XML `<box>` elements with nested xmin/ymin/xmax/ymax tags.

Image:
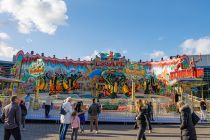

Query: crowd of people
<box><xmin>0</xmin><ymin>95</ymin><xmax>101</xmax><ymax>140</ymax></box>
<box><xmin>0</xmin><ymin>94</ymin><xmax>208</xmax><ymax>140</ymax></box>
<box><xmin>58</xmin><ymin>97</ymin><xmax>101</xmax><ymax>140</ymax></box>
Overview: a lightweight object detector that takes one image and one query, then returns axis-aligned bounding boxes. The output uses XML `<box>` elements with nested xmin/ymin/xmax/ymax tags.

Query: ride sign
<box><xmin>29</xmin><ymin>59</ymin><xmax>45</xmax><ymax>77</ymax></box>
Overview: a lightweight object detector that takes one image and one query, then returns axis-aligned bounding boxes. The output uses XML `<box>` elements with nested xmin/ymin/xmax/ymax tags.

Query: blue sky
<box><xmin>0</xmin><ymin>0</ymin><xmax>210</xmax><ymax>61</ymax></box>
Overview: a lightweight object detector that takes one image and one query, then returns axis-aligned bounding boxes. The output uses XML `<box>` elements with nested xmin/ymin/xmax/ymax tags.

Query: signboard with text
<box><xmin>29</xmin><ymin>59</ymin><xmax>45</xmax><ymax>77</ymax></box>
<box><xmin>170</xmin><ymin>68</ymin><xmax>204</xmax><ymax>80</ymax></box>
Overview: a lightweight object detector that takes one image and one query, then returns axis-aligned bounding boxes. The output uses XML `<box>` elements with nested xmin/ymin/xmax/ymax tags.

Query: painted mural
<box><xmin>141</xmin><ymin>55</ymin><xmax>204</xmax><ymax>95</ymax></box>
<box><xmin>13</xmin><ymin>51</ymin><xmax>90</xmax><ymax>94</ymax></box>
<box><xmin>143</xmin><ymin>55</ymin><xmax>204</xmax><ymax>86</ymax></box>
<box><xmin>13</xmin><ymin>51</ymin><xmax>204</xmax><ymax>98</ymax></box>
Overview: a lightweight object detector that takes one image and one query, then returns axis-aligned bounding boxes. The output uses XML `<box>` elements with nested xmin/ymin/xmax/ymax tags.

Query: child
<box><xmin>71</xmin><ymin>111</ymin><xmax>80</xmax><ymax>140</ymax></box>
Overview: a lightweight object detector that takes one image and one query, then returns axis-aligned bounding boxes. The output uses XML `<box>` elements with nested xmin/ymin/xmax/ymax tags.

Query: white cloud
<box><xmin>180</xmin><ymin>36</ymin><xmax>210</xmax><ymax>55</ymax></box>
<box><xmin>0</xmin><ymin>0</ymin><xmax>68</xmax><ymax>35</ymax></box>
<box><xmin>81</xmin><ymin>50</ymin><xmax>99</xmax><ymax>61</ymax></box>
<box><xmin>0</xmin><ymin>32</ymin><xmax>18</xmax><ymax>59</ymax></box>
<box><xmin>0</xmin><ymin>32</ymin><xmax>10</xmax><ymax>40</ymax></box>
<box><xmin>149</xmin><ymin>50</ymin><xmax>167</xmax><ymax>60</ymax></box>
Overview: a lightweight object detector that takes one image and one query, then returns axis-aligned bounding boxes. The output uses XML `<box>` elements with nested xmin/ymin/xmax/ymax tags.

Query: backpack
<box><xmin>60</xmin><ymin>105</ymin><xmax>67</xmax><ymax>115</ymax></box>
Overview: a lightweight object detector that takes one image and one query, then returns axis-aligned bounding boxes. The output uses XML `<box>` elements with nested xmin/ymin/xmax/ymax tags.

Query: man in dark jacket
<box><xmin>177</xmin><ymin>101</ymin><xmax>197</xmax><ymax>140</ymax></box>
<box><xmin>88</xmin><ymin>98</ymin><xmax>101</xmax><ymax>134</ymax></box>
<box><xmin>1</xmin><ymin>95</ymin><xmax>22</xmax><ymax>140</ymax></box>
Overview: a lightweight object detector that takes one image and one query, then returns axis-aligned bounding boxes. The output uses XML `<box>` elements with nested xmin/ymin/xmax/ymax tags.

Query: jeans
<box><xmin>71</xmin><ymin>128</ymin><xmax>78</xmax><ymax>140</ymax></box>
<box><xmin>4</xmin><ymin>127</ymin><xmax>21</xmax><ymax>140</ymax></box>
<box><xmin>150</xmin><ymin>112</ymin><xmax>154</xmax><ymax>121</ymax></box>
<box><xmin>21</xmin><ymin>116</ymin><xmax>26</xmax><ymax>128</ymax></box>
<box><xmin>136</xmin><ymin>125</ymin><xmax>146</xmax><ymax>140</ymax></box>
<box><xmin>80</xmin><ymin>122</ymin><xmax>85</xmax><ymax>131</ymax></box>
<box><xmin>145</xmin><ymin>115</ymin><xmax>152</xmax><ymax>130</ymax></box>
<box><xmin>59</xmin><ymin>124</ymin><xmax>69</xmax><ymax>140</ymax></box>
<box><xmin>90</xmin><ymin>116</ymin><xmax>98</xmax><ymax>131</ymax></box>
<box><xmin>45</xmin><ymin>105</ymin><xmax>51</xmax><ymax>118</ymax></box>
<box><xmin>201</xmin><ymin>109</ymin><xmax>207</xmax><ymax>121</ymax></box>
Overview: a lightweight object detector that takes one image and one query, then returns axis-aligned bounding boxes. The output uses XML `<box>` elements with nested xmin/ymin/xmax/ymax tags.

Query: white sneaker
<box><xmin>95</xmin><ymin>131</ymin><xmax>98</xmax><ymax>134</ymax></box>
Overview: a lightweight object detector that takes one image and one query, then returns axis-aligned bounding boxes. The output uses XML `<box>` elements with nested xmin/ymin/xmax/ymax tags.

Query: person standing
<box><xmin>136</xmin><ymin>105</ymin><xmax>147</xmax><ymax>140</ymax></box>
<box><xmin>1</xmin><ymin>95</ymin><xmax>22</xmax><ymax>140</ymax></box>
<box><xmin>19</xmin><ymin>100</ymin><xmax>27</xmax><ymax>130</ymax></box>
<box><xmin>177</xmin><ymin>101</ymin><xmax>197</xmax><ymax>140</ymax></box>
<box><xmin>71</xmin><ymin>112</ymin><xmax>80</xmax><ymax>140</ymax></box>
<box><xmin>75</xmin><ymin>101</ymin><xmax>86</xmax><ymax>133</ymax></box>
<box><xmin>24</xmin><ymin>93</ymin><xmax>31</xmax><ymax>111</ymax></box>
<box><xmin>148</xmin><ymin>102</ymin><xmax>154</xmax><ymax>121</ymax></box>
<box><xmin>45</xmin><ymin>93</ymin><xmax>53</xmax><ymax>118</ymax></box>
<box><xmin>59</xmin><ymin>97</ymin><xmax>73</xmax><ymax>140</ymax></box>
<box><xmin>134</xmin><ymin>99</ymin><xmax>143</xmax><ymax>129</ymax></box>
<box><xmin>144</xmin><ymin>100</ymin><xmax>152</xmax><ymax>133</ymax></box>
<box><xmin>96</xmin><ymin>98</ymin><xmax>102</xmax><ymax>111</ymax></box>
<box><xmin>88</xmin><ymin>98</ymin><xmax>100</xmax><ymax>134</ymax></box>
<box><xmin>200</xmin><ymin>99</ymin><xmax>207</xmax><ymax>122</ymax></box>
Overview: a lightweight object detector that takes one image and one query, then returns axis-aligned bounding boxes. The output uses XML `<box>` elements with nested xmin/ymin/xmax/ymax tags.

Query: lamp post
<box><xmin>131</xmin><ymin>79</ymin><xmax>135</xmax><ymax>102</ymax></box>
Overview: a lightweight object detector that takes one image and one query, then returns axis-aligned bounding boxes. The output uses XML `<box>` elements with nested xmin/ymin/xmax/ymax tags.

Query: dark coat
<box><xmin>1</xmin><ymin>102</ymin><xmax>21</xmax><ymax>129</ymax></box>
<box><xmin>88</xmin><ymin>103</ymin><xmax>100</xmax><ymax>116</ymax></box>
<box><xmin>180</xmin><ymin>105</ymin><xmax>197</xmax><ymax>140</ymax></box>
<box><xmin>136</xmin><ymin>107</ymin><xmax>147</xmax><ymax>127</ymax></box>
<box><xmin>20</xmin><ymin>104</ymin><xmax>27</xmax><ymax>117</ymax></box>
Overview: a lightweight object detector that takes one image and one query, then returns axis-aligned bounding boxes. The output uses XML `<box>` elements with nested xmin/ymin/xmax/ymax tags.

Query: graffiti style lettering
<box><xmin>170</xmin><ymin>68</ymin><xmax>204</xmax><ymax>80</ymax></box>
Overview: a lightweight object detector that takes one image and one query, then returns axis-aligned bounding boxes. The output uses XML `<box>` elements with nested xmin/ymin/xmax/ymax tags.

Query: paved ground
<box><xmin>0</xmin><ymin>123</ymin><xmax>210</xmax><ymax>140</ymax></box>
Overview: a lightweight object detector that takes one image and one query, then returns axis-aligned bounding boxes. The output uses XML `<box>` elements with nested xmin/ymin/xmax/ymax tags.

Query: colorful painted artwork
<box><xmin>13</xmin><ymin>51</ymin><xmax>204</xmax><ymax>98</ymax></box>
<box><xmin>14</xmin><ymin>51</ymin><xmax>90</xmax><ymax>94</ymax></box>
<box><xmin>142</xmin><ymin>55</ymin><xmax>204</xmax><ymax>86</ymax></box>
<box><xmin>29</xmin><ymin>59</ymin><xmax>45</xmax><ymax>77</ymax></box>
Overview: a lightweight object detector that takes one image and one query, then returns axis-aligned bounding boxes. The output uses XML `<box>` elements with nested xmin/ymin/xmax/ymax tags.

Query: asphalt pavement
<box><xmin>0</xmin><ymin>123</ymin><xmax>210</xmax><ymax>140</ymax></box>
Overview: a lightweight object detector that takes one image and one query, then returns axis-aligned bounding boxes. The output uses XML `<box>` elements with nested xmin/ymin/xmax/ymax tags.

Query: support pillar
<box><xmin>33</xmin><ymin>77</ymin><xmax>40</xmax><ymax>110</ymax></box>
